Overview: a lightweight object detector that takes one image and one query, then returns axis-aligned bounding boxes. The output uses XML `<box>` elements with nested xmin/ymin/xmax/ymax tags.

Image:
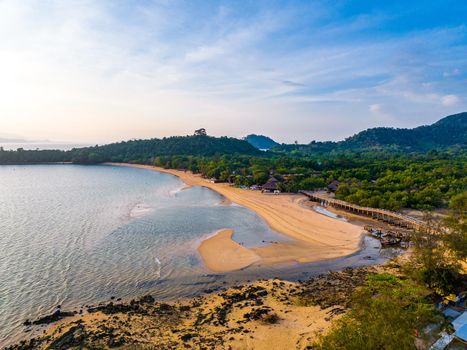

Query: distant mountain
<box><xmin>277</xmin><ymin>112</ymin><xmax>467</xmax><ymax>153</ymax></box>
<box><xmin>0</xmin><ymin>136</ymin><xmax>52</xmax><ymax>144</ymax></box>
<box><xmin>0</xmin><ymin>137</ymin><xmax>30</xmax><ymax>143</ymax></box>
<box><xmin>244</xmin><ymin>134</ymin><xmax>279</xmax><ymax>150</ymax></box>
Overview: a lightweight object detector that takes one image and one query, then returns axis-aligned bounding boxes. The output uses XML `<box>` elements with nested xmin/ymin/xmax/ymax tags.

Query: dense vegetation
<box><xmin>314</xmin><ymin>273</ymin><xmax>437</xmax><ymax>350</ymax></box>
<box><xmin>244</xmin><ymin>134</ymin><xmax>279</xmax><ymax>150</ymax></box>
<box><xmin>333</xmin><ymin>154</ymin><xmax>466</xmax><ymax>210</ymax></box>
<box><xmin>1</xmin><ymin>113</ymin><xmax>465</xmax><ymax>211</ymax></box>
<box><xmin>153</xmin><ymin>151</ymin><xmax>466</xmax><ymax>210</ymax></box>
<box><xmin>314</xmin><ymin>201</ymin><xmax>467</xmax><ymax>349</ymax></box>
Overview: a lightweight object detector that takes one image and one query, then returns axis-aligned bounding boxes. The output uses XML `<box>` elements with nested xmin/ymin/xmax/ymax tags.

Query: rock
<box><xmin>180</xmin><ymin>333</ymin><xmax>196</xmax><ymax>341</ymax></box>
<box><xmin>139</xmin><ymin>295</ymin><xmax>155</xmax><ymax>304</ymax></box>
<box><xmin>31</xmin><ymin>310</ymin><xmax>74</xmax><ymax>325</ymax></box>
<box><xmin>48</xmin><ymin>325</ymin><xmax>85</xmax><ymax>349</ymax></box>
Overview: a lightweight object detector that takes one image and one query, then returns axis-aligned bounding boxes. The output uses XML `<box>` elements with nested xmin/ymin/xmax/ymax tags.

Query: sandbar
<box><xmin>198</xmin><ymin>229</ymin><xmax>261</xmax><ymax>272</ymax></box>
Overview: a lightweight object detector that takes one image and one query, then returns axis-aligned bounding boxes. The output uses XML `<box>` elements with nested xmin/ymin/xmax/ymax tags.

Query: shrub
<box><xmin>313</xmin><ymin>274</ymin><xmax>438</xmax><ymax>350</ymax></box>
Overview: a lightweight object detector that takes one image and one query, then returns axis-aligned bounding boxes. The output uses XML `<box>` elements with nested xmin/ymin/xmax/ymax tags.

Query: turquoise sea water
<box><xmin>0</xmin><ymin>164</ymin><xmax>387</xmax><ymax>345</ymax></box>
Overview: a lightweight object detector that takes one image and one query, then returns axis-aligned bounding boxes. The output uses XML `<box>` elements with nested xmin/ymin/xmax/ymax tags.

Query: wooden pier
<box><xmin>300</xmin><ymin>191</ymin><xmax>425</xmax><ymax>231</ymax></box>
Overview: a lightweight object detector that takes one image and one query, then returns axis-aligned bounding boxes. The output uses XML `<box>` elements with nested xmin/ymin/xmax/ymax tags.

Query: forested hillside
<box><xmin>344</xmin><ymin>112</ymin><xmax>466</xmax><ymax>151</ymax></box>
<box><xmin>277</xmin><ymin>112</ymin><xmax>467</xmax><ymax>154</ymax></box>
<box><xmin>70</xmin><ymin>135</ymin><xmax>260</xmax><ymax>164</ymax></box>
<box><xmin>0</xmin><ymin>135</ymin><xmax>259</xmax><ymax>164</ymax></box>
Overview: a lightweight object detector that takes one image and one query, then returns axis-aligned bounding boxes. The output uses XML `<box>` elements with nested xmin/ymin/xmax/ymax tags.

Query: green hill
<box><xmin>277</xmin><ymin>112</ymin><xmax>466</xmax><ymax>154</ymax></box>
<box><xmin>343</xmin><ymin>112</ymin><xmax>467</xmax><ymax>151</ymax></box>
<box><xmin>0</xmin><ymin>135</ymin><xmax>260</xmax><ymax>164</ymax></box>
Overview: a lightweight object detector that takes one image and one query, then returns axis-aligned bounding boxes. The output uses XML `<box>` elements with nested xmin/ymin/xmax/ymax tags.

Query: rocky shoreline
<box><xmin>7</xmin><ymin>266</ymin><xmax>376</xmax><ymax>350</ymax></box>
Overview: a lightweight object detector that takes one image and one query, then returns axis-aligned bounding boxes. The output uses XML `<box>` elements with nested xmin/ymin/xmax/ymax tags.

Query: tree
<box><xmin>314</xmin><ymin>274</ymin><xmax>436</xmax><ymax>350</ymax></box>
<box><xmin>443</xmin><ymin>192</ymin><xmax>467</xmax><ymax>261</ymax></box>
<box><xmin>409</xmin><ymin>214</ymin><xmax>461</xmax><ymax>294</ymax></box>
<box><xmin>194</xmin><ymin>128</ymin><xmax>207</xmax><ymax>136</ymax></box>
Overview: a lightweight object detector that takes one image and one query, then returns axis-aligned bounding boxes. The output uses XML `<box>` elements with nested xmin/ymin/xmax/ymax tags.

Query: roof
<box><xmin>455</xmin><ymin>324</ymin><xmax>467</xmax><ymax>342</ymax></box>
<box><xmin>263</xmin><ymin>176</ymin><xmax>279</xmax><ymax>190</ymax></box>
<box><xmin>453</xmin><ymin>311</ymin><xmax>467</xmax><ymax>331</ymax></box>
<box><xmin>327</xmin><ymin>180</ymin><xmax>340</xmax><ymax>191</ymax></box>
<box><xmin>444</xmin><ymin>308</ymin><xmax>462</xmax><ymax>318</ymax></box>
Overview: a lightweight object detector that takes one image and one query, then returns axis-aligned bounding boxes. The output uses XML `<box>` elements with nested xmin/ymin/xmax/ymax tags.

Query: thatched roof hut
<box><xmin>262</xmin><ymin>176</ymin><xmax>279</xmax><ymax>191</ymax></box>
<box><xmin>327</xmin><ymin>180</ymin><xmax>340</xmax><ymax>192</ymax></box>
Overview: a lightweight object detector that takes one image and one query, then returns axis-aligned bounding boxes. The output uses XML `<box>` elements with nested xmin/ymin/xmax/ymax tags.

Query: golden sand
<box><xmin>198</xmin><ymin>229</ymin><xmax>261</xmax><ymax>272</ymax></box>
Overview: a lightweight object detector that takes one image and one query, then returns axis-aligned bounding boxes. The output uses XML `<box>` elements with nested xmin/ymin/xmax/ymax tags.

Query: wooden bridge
<box><xmin>300</xmin><ymin>191</ymin><xmax>425</xmax><ymax>231</ymax></box>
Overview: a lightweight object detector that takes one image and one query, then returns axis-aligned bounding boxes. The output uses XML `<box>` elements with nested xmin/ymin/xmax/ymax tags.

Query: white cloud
<box><xmin>443</xmin><ymin>68</ymin><xmax>460</xmax><ymax>77</ymax></box>
<box><xmin>369</xmin><ymin>104</ymin><xmax>381</xmax><ymax>113</ymax></box>
<box><xmin>441</xmin><ymin>94</ymin><xmax>459</xmax><ymax>106</ymax></box>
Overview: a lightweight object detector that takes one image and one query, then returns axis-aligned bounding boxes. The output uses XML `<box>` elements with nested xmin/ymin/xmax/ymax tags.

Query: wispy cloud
<box><xmin>442</xmin><ymin>94</ymin><xmax>460</xmax><ymax>106</ymax></box>
<box><xmin>0</xmin><ymin>0</ymin><xmax>465</xmax><ymax>143</ymax></box>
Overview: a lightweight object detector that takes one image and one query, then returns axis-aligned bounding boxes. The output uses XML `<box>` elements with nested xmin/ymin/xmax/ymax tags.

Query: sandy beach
<box><xmin>110</xmin><ymin>163</ymin><xmax>364</xmax><ymax>271</ymax></box>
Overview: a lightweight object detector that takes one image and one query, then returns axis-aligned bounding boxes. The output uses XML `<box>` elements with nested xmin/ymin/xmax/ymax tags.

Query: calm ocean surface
<box><xmin>0</xmin><ymin>143</ymin><xmax>92</xmax><ymax>151</ymax></box>
<box><xmin>0</xmin><ymin>165</ymin><xmax>388</xmax><ymax>345</ymax></box>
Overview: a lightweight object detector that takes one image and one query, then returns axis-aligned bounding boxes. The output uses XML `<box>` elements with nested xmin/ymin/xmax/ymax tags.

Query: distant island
<box><xmin>0</xmin><ymin>137</ymin><xmax>37</xmax><ymax>143</ymax></box>
<box><xmin>244</xmin><ymin>134</ymin><xmax>280</xmax><ymax>150</ymax></box>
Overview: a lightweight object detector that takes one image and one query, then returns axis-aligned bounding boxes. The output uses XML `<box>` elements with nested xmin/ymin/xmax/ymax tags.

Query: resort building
<box><xmin>262</xmin><ymin>176</ymin><xmax>279</xmax><ymax>193</ymax></box>
<box><xmin>327</xmin><ymin>179</ymin><xmax>340</xmax><ymax>192</ymax></box>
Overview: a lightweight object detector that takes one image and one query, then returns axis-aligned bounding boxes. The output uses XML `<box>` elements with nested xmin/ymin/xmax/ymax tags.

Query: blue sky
<box><xmin>0</xmin><ymin>0</ymin><xmax>466</xmax><ymax>143</ymax></box>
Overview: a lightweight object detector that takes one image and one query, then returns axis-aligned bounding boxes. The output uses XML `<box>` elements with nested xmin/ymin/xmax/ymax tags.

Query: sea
<box><xmin>0</xmin><ymin>143</ymin><xmax>92</xmax><ymax>151</ymax></box>
<box><xmin>0</xmin><ymin>164</ymin><xmax>390</xmax><ymax>346</ymax></box>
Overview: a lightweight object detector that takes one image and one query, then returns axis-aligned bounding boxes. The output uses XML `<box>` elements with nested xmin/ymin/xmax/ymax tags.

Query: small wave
<box><xmin>189</xmin><ymin>229</ymin><xmax>230</xmax><ymax>250</ymax></box>
<box><xmin>168</xmin><ymin>184</ymin><xmax>191</xmax><ymax>197</ymax></box>
<box><xmin>129</xmin><ymin>203</ymin><xmax>154</xmax><ymax>219</ymax></box>
<box><xmin>154</xmin><ymin>258</ymin><xmax>161</xmax><ymax>279</ymax></box>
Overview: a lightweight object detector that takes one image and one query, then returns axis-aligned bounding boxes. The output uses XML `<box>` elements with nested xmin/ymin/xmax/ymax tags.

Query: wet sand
<box><xmin>198</xmin><ymin>229</ymin><xmax>261</xmax><ymax>272</ymax></box>
<box><xmin>109</xmin><ymin>163</ymin><xmax>364</xmax><ymax>272</ymax></box>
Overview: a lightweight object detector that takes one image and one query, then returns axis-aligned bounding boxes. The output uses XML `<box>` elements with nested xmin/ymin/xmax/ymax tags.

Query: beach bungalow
<box><xmin>430</xmin><ymin>298</ymin><xmax>467</xmax><ymax>349</ymax></box>
<box><xmin>262</xmin><ymin>176</ymin><xmax>279</xmax><ymax>193</ymax></box>
<box><xmin>327</xmin><ymin>180</ymin><xmax>340</xmax><ymax>192</ymax></box>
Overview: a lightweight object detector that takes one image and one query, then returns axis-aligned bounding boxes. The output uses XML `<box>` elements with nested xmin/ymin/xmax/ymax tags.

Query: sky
<box><xmin>0</xmin><ymin>0</ymin><xmax>466</xmax><ymax>144</ymax></box>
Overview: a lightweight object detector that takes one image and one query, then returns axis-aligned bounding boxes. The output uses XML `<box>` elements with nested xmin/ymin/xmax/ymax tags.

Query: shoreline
<box><xmin>9</xmin><ymin>266</ymin><xmax>377</xmax><ymax>350</ymax></box>
<box><xmin>108</xmin><ymin>163</ymin><xmax>365</xmax><ymax>272</ymax></box>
